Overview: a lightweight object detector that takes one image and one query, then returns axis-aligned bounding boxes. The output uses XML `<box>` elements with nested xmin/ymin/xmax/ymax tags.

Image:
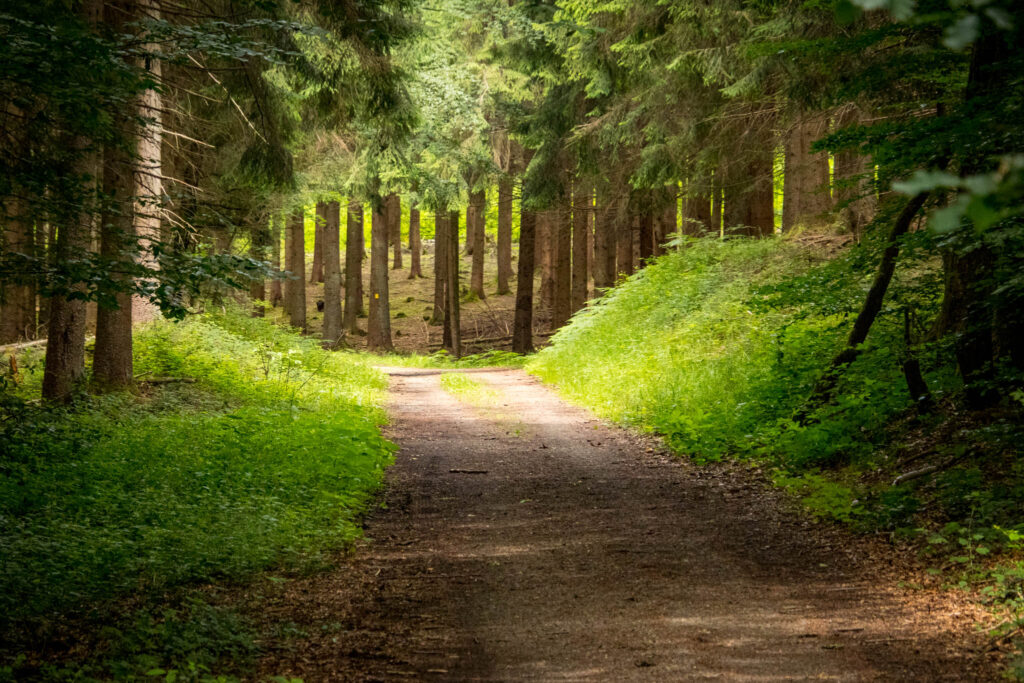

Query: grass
<box><xmin>440</xmin><ymin>372</ymin><xmax>501</xmax><ymax>406</ymax></box>
<box><xmin>0</xmin><ymin>306</ymin><xmax>394</xmax><ymax>681</ymax></box>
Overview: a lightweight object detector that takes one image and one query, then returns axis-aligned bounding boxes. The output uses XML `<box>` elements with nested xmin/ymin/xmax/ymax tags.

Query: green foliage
<box><xmin>0</xmin><ymin>308</ymin><xmax>393</xmax><ymax>678</ymax></box>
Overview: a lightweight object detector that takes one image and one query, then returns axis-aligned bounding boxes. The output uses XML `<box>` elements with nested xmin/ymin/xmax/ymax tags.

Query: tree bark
<box><xmin>711</xmin><ymin>170</ymin><xmax>723</xmax><ymax>237</ymax></box>
<box><xmin>408</xmin><ymin>204</ymin><xmax>423</xmax><ymax>278</ymax></box>
<box><xmin>367</xmin><ymin>200</ymin><xmax>393</xmax><ymax>351</ymax></box>
<box><xmin>639</xmin><ymin>207</ymin><xmax>655</xmax><ymax>262</ymax></box>
<box><xmin>537</xmin><ymin>210</ymin><xmax>554</xmax><ymax>311</ymax></box>
<box><xmin>311</xmin><ymin>202</ymin><xmax>325</xmax><ymax>283</ymax></box>
<box><xmin>616</xmin><ymin>203</ymin><xmax>634</xmax><ymax>278</ymax></box>
<box><xmin>592</xmin><ymin>187</ymin><xmax>614</xmax><ymax>291</ymax></box>
<box><xmin>321</xmin><ymin>201</ymin><xmax>342</xmax><ymax>348</ymax></box>
<box><xmin>571</xmin><ymin>182</ymin><xmax>589</xmax><ymax>313</ymax></box>
<box><xmin>387</xmin><ymin>193</ymin><xmax>402</xmax><ymax>270</ymax></box>
<box><xmin>552</xmin><ymin>200</ymin><xmax>572</xmax><ymax>328</ymax></box>
<box><xmin>783</xmin><ymin>112</ymin><xmax>831</xmax><ymax>232</ymax></box>
<box><xmin>1</xmin><ymin>196</ymin><xmax>36</xmax><ymax>343</ymax></box>
<box><xmin>512</xmin><ymin>206</ymin><xmax>537</xmax><ymax>353</ymax></box>
<box><xmin>446</xmin><ymin>209</ymin><xmax>462</xmax><ymax>357</ymax></box>
<box><xmin>497</xmin><ymin>176</ymin><xmax>513</xmax><ymax>294</ymax></box>
<box><xmin>469</xmin><ymin>189</ymin><xmax>486</xmax><ymax>299</ymax></box>
<box><xmin>833</xmin><ymin>108</ymin><xmax>877</xmax><ymax>238</ymax></box>
<box><xmin>269</xmin><ymin>213</ymin><xmax>283</xmax><ymax>307</ymax></box>
<box><xmin>432</xmin><ymin>210</ymin><xmax>448</xmax><ymax>325</ymax></box>
<box><xmin>344</xmin><ymin>200</ymin><xmax>363</xmax><ymax>334</ymax></box>
<box><xmin>285</xmin><ymin>208</ymin><xmax>307</xmax><ymax>332</ymax></box>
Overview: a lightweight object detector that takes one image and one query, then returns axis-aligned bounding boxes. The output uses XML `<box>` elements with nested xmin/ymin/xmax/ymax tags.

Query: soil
<box><xmin>253</xmin><ymin>366</ymin><xmax>1001</xmax><ymax>681</ymax></box>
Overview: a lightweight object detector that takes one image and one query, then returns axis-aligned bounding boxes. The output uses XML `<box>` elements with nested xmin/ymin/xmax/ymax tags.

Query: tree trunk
<box><xmin>0</xmin><ymin>196</ymin><xmax>36</xmax><ymax>343</ymax></box>
<box><xmin>616</xmin><ymin>203</ymin><xmax>634</xmax><ymax>278</ymax></box>
<box><xmin>552</xmin><ymin>201</ymin><xmax>572</xmax><ymax>328</ymax></box>
<box><xmin>93</xmin><ymin>133</ymin><xmax>136</xmax><ymax>389</ymax></box>
<box><xmin>711</xmin><ymin>171</ymin><xmax>723</xmax><ymax>237</ymax></box>
<box><xmin>42</xmin><ymin>0</ymin><xmax>100</xmax><ymax>401</ymax></box>
<box><xmin>285</xmin><ymin>208</ymin><xmax>307</xmax><ymax>332</ymax></box>
<box><xmin>592</xmin><ymin>187</ymin><xmax>614</xmax><ymax>291</ymax></box>
<box><xmin>469</xmin><ymin>189</ymin><xmax>486</xmax><ymax>299</ymax></box>
<box><xmin>408</xmin><ymin>204</ymin><xmax>422</xmax><ymax>278</ymax></box>
<box><xmin>321</xmin><ymin>201</ymin><xmax>343</xmax><ymax>348</ymax></box>
<box><xmin>512</xmin><ymin>206</ymin><xmax>537</xmax><ymax>353</ymax></box>
<box><xmin>269</xmin><ymin>213</ymin><xmax>283</xmax><ymax>307</ymax></box>
<box><xmin>446</xmin><ymin>209</ymin><xmax>462</xmax><ymax>357</ymax></box>
<box><xmin>367</xmin><ymin>200</ymin><xmax>393</xmax><ymax>351</ymax></box>
<box><xmin>497</xmin><ymin>177</ymin><xmax>513</xmax><ymax>294</ymax></box>
<box><xmin>248</xmin><ymin>220</ymin><xmax>267</xmax><ymax>317</ymax></box>
<box><xmin>311</xmin><ymin>202</ymin><xmax>325</xmax><ymax>283</ymax></box>
<box><xmin>432</xmin><ymin>210</ymin><xmax>448</xmax><ymax>325</ymax></box>
<box><xmin>132</xmin><ymin>0</ymin><xmax>161</xmax><ymax>325</ymax></box>
<box><xmin>571</xmin><ymin>182</ymin><xmax>589</xmax><ymax>313</ymax></box>
<box><xmin>344</xmin><ymin>200</ymin><xmax>363</xmax><ymax>334</ymax></box>
<box><xmin>783</xmin><ymin>112</ymin><xmax>831</xmax><ymax>232</ymax></box>
<box><xmin>387</xmin><ymin>193</ymin><xmax>402</xmax><ymax>270</ymax></box>
<box><xmin>833</xmin><ymin>108</ymin><xmax>877</xmax><ymax>238</ymax></box>
<box><xmin>638</xmin><ymin>208</ymin><xmax>655</xmax><ymax>262</ymax></box>
<box><xmin>537</xmin><ymin>210</ymin><xmax>554</xmax><ymax>312</ymax></box>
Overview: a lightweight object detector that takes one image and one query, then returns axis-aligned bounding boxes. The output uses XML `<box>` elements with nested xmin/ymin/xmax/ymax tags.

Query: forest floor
<box><xmin>250</xmin><ymin>365</ymin><xmax>1002</xmax><ymax>681</ymax></box>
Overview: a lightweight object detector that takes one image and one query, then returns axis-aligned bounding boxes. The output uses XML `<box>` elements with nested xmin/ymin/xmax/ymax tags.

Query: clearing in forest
<box><xmin>253</xmin><ymin>367</ymin><xmax>998</xmax><ymax>681</ymax></box>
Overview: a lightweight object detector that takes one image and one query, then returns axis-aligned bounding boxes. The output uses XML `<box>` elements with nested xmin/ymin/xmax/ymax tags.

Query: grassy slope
<box><xmin>0</xmin><ymin>309</ymin><xmax>394</xmax><ymax>680</ymax></box>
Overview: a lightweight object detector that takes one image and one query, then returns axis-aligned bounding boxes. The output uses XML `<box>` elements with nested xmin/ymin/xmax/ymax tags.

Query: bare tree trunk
<box><xmin>711</xmin><ymin>170</ymin><xmax>723</xmax><ymax>237</ymax></box>
<box><xmin>783</xmin><ymin>112</ymin><xmax>831</xmax><ymax>232</ymax></box>
<box><xmin>616</xmin><ymin>203</ymin><xmax>634</xmax><ymax>278</ymax></box>
<box><xmin>537</xmin><ymin>210</ymin><xmax>554</xmax><ymax>312</ymax></box>
<box><xmin>367</xmin><ymin>200</ymin><xmax>393</xmax><ymax>351</ymax></box>
<box><xmin>684</xmin><ymin>181</ymin><xmax>713</xmax><ymax>236</ymax></box>
<box><xmin>512</xmin><ymin>206</ymin><xmax>536</xmax><ymax>353</ymax></box>
<box><xmin>387</xmin><ymin>193</ymin><xmax>402</xmax><ymax>271</ymax></box>
<box><xmin>321</xmin><ymin>201</ymin><xmax>342</xmax><ymax>348</ymax></box>
<box><xmin>571</xmin><ymin>182</ymin><xmax>589</xmax><ymax>313</ymax></box>
<box><xmin>833</xmin><ymin>107</ymin><xmax>877</xmax><ymax>238</ymax></box>
<box><xmin>0</xmin><ymin>197</ymin><xmax>36</xmax><ymax>343</ymax></box>
<box><xmin>592</xmin><ymin>187</ymin><xmax>614</xmax><ymax>291</ymax></box>
<box><xmin>446</xmin><ymin>209</ymin><xmax>462</xmax><ymax>357</ymax></box>
<box><xmin>311</xmin><ymin>202</ymin><xmax>325</xmax><ymax>283</ymax></box>
<box><xmin>248</xmin><ymin>217</ymin><xmax>268</xmax><ymax>317</ymax></box>
<box><xmin>42</xmin><ymin>0</ymin><xmax>100</xmax><ymax>400</ymax></box>
<box><xmin>285</xmin><ymin>208</ymin><xmax>307</xmax><ymax>331</ymax></box>
<box><xmin>132</xmin><ymin>0</ymin><xmax>161</xmax><ymax>325</ymax></box>
<box><xmin>344</xmin><ymin>201</ymin><xmax>363</xmax><ymax>334</ymax></box>
<box><xmin>93</xmin><ymin>130</ymin><xmax>136</xmax><ymax>389</ymax></box>
<box><xmin>497</xmin><ymin>177</ymin><xmax>513</xmax><ymax>294</ymax></box>
<box><xmin>269</xmin><ymin>213</ymin><xmax>283</xmax><ymax>307</ymax></box>
<box><xmin>432</xmin><ymin>210</ymin><xmax>448</xmax><ymax>325</ymax></box>
<box><xmin>552</xmin><ymin>200</ymin><xmax>572</xmax><ymax>328</ymax></box>
<box><xmin>469</xmin><ymin>189</ymin><xmax>486</xmax><ymax>299</ymax></box>
<box><xmin>408</xmin><ymin>204</ymin><xmax>422</xmax><ymax>278</ymax></box>
<box><xmin>638</xmin><ymin>205</ymin><xmax>655</xmax><ymax>262</ymax></box>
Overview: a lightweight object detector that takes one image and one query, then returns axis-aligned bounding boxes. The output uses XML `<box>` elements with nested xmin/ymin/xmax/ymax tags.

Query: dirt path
<box><xmin>255</xmin><ymin>367</ymin><xmax>998</xmax><ymax>681</ymax></box>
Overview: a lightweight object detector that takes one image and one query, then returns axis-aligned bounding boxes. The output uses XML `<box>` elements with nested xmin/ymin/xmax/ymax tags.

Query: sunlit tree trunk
<box><xmin>512</xmin><ymin>204</ymin><xmax>536</xmax><ymax>354</ymax></box>
<box><xmin>311</xmin><ymin>202</ymin><xmax>325</xmax><ymax>283</ymax></box>
<box><xmin>571</xmin><ymin>181</ymin><xmax>589</xmax><ymax>313</ymax></box>
<box><xmin>387</xmin><ymin>193</ymin><xmax>402</xmax><ymax>271</ymax></box>
<box><xmin>496</xmin><ymin>176</ymin><xmax>513</xmax><ymax>294</ymax></box>
<box><xmin>432</xmin><ymin>210</ymin><xmax>448</xmax><ymax>325</ymax></box>
<box><xmin>446</xmin><ymin>209</ymin><xmax>461</xmax><ymax>357</ymax></box>
<box><xmin>285</xmin><ymin>208</ymin><xmax>306</xmax><ymax>332</ymax></box>
<box><xmin>469</xmin><ymin>189</ymin><xmax>486</xmax><ymax>299</ymax></box>
<box><xmin>408</xmin><ymin>203</ymin><xmax>422</xmax><ymax>279</ymax></box>
<box><xmin>132</xmin><ymin>0</ymin><xmax>161</xmax><ymax>325</ymax></box>
<box><xmin>367</xmin><ymin>199</ymin><xmax>393</xmax><ymax>351</ymax></box>
<box><xmin>321</xmin><ymin>201</ymin><xmax>342</xmax><ymax>348</ymax></box>
<box><xmin>344</xmin><ymin>200</ymin><xmax>363</xmax><ymax>334</ymax></box>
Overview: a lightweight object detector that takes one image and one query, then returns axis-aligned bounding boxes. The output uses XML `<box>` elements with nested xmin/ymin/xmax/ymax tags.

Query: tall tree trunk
<box><xmin>469</xmin><ymin>189</ymin><xmax>486</xmax><ymax>299</ymax></box>
<box><xmin>616</xmin><ymin>203</ymin><xmax>634</xmax><ymax>278</ymax></box>
<box><xmin>537</xmin><ymin>210</ymin><xmax>554</xmax><ymax>312</ymax></box>
<box><xmin>552</xmin><ymin>200</ymin><xmax>572</xmax><ymax>328</ymax></box>
<box><xmin>638</xmin><ymin>206</ymin><xmax>655</xmax><ymax>262</ymax></box>
<box><xmin>285</xmin><ymin>208</ymin><xmax>307</xmax><ymax>331</ymax></box>
<box><xmin>42</xmin><ymin>0</ymin><xmax>100</xmax><ymax>400</ymax></box>
<box><xmin>711</xmin><ymin>170</ymin><xmax>723</xmax><ymax>237</ymax></box>
<box><xmin>571</xmin><ymin>182</ymin><xmax>589</xmax><ymax>313</ymax></box>
<box><xmin>311</xmin><ymin>202</ymin><xmax>325</xmax><ymax>283</ymax></box>
<box><xmin>833</xmin><ymin>107</ymin><xmax>877</xmax><ymax>238</ymax></box>
<box><xmin>248</xmin><ymin>216</ymin><xmax>268</xmax><ymax>317</ymax></box>
<box><xmin>367</xmin><ymin>200</ymin><xmax>393</xmax><ymax>351</ymax></box>
<box><xmin>408</xmin><ymin>204</ymin><xmax>422</xmax><ymax>278</ymax></box>
<box><xmin>432</xmin><ymin>210</ymin><xmax>448</xmax><ymax>325</ymax></box>
<box><xmin>344</xmin><ymin>200</ymin><xmax>363</xmax><ymax>334</ymax></box>
<box><xmin>93</xmin><ymin>182</ymin><xmax>132</xmax><ymax>391</ymax></box>
<box><xmin>592</xmin><ymin>187</ymin><xmax>614</xmax><ymax>291</ymax></box>
<box><xmin>783</xmin><ymin>112</ymin><xmax>831</xmax><ymax>232</ymax></box>
<box><xmin>512</xmin><ymin>206</ymin><xmax>537</xmax><ymax>354</ymax></box>
<box><xmin>747</xmin><ymin>155</ymin><xmax>775</xmax><ymax>237</ymax></box>
<box><xmin>387</xmin><ymin>193</ymin><xmax>402</xmax><ymax>270</ymax></box>
<box><xmin>321</xmin><ymin>201</ymin><xmax>343</xmax><ymax>348</ymax></box>
<box><xmin>269</xmin><ymin>213</ymin><xmax>283</xmax><ymax>307</ymax></box>
<box><xmin>496</xmin><ymin>177</ymin><xmax>513</xmax><ymax>294</ymax></box>
<box><xmin>132</xmin><ymin>0</ymin><xmax>161</xmax><ymax>325</ymax></box>
<box><xmin>0</xmin><ymin>196</ymin><xmax>35</xmax><ymax>343</ymax></box>
<box><xmin>446</xmin><ymin>209</ymin><xmax>461</xmax><ymax>357</ymax></box>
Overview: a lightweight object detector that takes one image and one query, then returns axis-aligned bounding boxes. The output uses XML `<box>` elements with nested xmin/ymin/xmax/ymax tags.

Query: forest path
<box><xmin>255</xmin><ymin>367</ymin><xmax>995</xmax><ymax>681</ymax></box>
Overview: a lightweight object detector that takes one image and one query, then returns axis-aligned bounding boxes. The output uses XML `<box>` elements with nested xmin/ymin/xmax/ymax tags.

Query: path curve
<box><xmin>255</xmin><ymin>367</ymin><xmax>996</xmax><ymax>681</ymax></box>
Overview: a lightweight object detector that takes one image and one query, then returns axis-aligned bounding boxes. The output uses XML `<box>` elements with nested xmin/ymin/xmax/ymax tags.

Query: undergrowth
<box><xmin>0</xmin><ymin>307</ymin><xmax>394</xmax><ymax>681</ymax></box>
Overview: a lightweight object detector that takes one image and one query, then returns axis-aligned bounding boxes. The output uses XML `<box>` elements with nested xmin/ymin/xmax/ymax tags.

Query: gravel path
<box><xmin>254</xmin><ymin>367</ymin><xmax>997</xmax><ymax>681</ymax></box>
